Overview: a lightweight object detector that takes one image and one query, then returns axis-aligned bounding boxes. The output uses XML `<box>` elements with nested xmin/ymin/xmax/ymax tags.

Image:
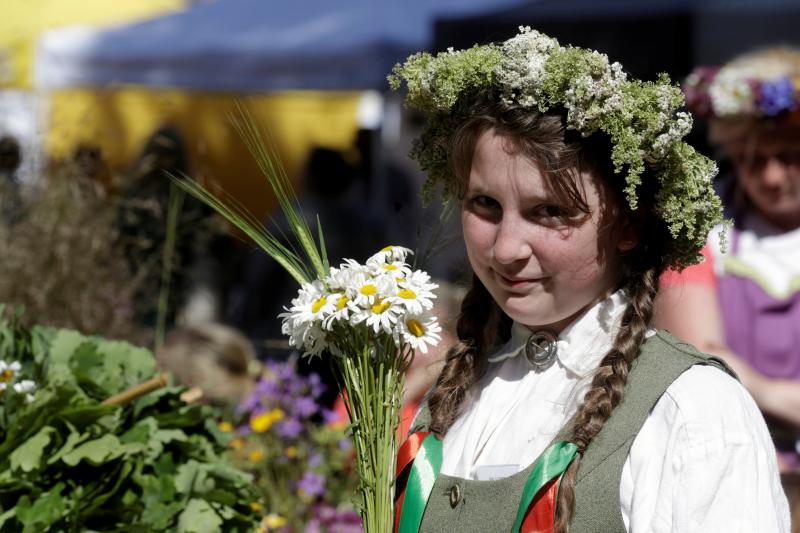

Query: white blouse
<box><xmin>440</xmin><ymin>291</ymin><xmax>790</xmax><ymax>532</ymax></box>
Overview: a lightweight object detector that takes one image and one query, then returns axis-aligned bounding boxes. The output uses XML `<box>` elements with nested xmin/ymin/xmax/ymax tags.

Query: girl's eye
<box><xmin>540</xmin><ymin>205</ymin><xmax>565</xmax><ymax>218</ymax></box>
<box><xmin>533</xmin><ymin>204</ymin><xmax>568</xmax><ymax>219</ymax></box>
<box><xmin>469</xmin><ymin>195</ymin><xmax>499</xmax><ymax>211</ymax></box>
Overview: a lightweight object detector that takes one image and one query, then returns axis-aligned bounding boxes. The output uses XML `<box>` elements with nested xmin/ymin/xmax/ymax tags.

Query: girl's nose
<box><xmin>493</xmin><ymin>216</ymin><xmax>532</xmax><ymax>265</ymax></box>
<box><xmin>761</xmin><ymin>157</ymin><xmax>791</xmax><ymax>189</ymax></box>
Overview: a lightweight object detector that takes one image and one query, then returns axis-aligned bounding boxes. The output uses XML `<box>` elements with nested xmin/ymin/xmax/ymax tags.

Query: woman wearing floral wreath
<box><xmin>656</xmin><ymin>47</ymin><xmax>800</xmax><ymax>474</ymax></box>
<box><xmin>388</xmin><ymin>29</ymin><xmax>790</xmax><ymax>532</ymax></box>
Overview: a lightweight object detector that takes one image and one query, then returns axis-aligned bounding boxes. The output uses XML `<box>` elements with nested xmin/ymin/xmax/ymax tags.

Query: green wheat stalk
<box><xmin>171</xmin><ymin>102</ymin><xmax>328</xmax><ymax>287</ymax></box>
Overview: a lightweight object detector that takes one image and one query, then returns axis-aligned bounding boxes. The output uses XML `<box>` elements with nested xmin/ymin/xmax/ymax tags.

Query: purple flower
<box><xmin>308</xmin><ymin>453</ymin><xmax>323</xmax><ymax>468</ymax></box>
<box><xmin>278</xmin><ymin>417</ymin><xmax>304</xmax><ymax>439</ymax></box>
<box><xmin>297</xmin><ymin>471</ymin><xmax>326</xmax><ymax>497</ymax></box>
<box><xmin>338</xmin><ymin>437</ymin><xmax>352</xmax><ymax>451</ymax></box>
<box><xmin>308</xmin><ymin>373</ymin><xmax>327</xmax><ymax>398</ymax></box>
<box><xmin>683</xmin><ymin>66</ymin><xmax>718</xmax><ymax>117</ymax></box>
<box><xmin>293</xmin><ymin>396</ymin><xmax>319</xmax><ymax>418</ymax></box>
<box><xmin>237</xmin><ymin>377</ymin><xmax>279</xmax><ymax>414</ymax></box>
<box><xmin>321</xmin><ymin>408</ymin><xmax>340</xmax><ymax>425</ymax></box>
<box><xmin>758</xmin><ymin>76</ymin><xmax>797</xmax><ymax>116</ymax></box>
<box><xmin>311</xmin><ymin>504</ymin><xmax>362</xmax><ymax>532</ymax></box>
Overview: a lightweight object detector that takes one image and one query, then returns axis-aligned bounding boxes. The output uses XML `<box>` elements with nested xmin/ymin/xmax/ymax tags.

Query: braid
<box><xmin>428</xmin><ymin>274</ymin><xmax>498</xmax><ymax>436</ymax></box>
<box><xmin>554</xmin><ymin>267</ymin><xmax>660</xmax><ymax>533</ymax></box>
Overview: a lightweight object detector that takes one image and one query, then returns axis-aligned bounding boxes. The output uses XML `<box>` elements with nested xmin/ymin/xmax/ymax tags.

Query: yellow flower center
<box><xmin>0</xmin><ymin>369</ymin><xmax>14</xmax><ymax>383</ymax></box>
<box><xmin>406</xmin><ymin>319</ymin><xmax>425</xmax><ymax>338</ymax></box>
<box><xmin>360</xmin><ymin>284</ymin><xmax>377</xmax><ymax>296</ymax></box>
<box><xmin>311</xmin><ymin>296</ymin><xmax>327</xmax><ymax>313</ymax></box>
<box><xmin>371</xmin><ymin>298</ymin><xmax>391</xmax><ymax>314</ymax></box>
<box><xmin>230</xmin><ymin>438</ymin><xmax>245</xmax><ymax>450</ymax></box>
<box><xmin>380</xmin><ymin>245</ymin><xmax>394</xmax><ymax>252</ymax></box>
<box><xmin>218</xmin><ymin>421</ymin><xmax>233</xmax><ymax>433</ymax></box>
<box><xmin>263</xmin><ymin>514</ymin><xmax>288</xmax><ymax>529</ymax></box>
<box><xmin>249</xmin><ymin>502</ymin><xmax>263</xmax><ymax>512</ymax></box>
<box><xmin>249</xmin><ymin>450</ymin><xmax>264</xmax><ymax>462</ymax></box>
<box><xmin>250</xmin><ymin>408</ymin><xmax>285</xmax><ymax>433</ymax></box>
<box><xmin>336</xmin><ymin>295</ymin><xmax>349</xmax><ymax>310</ymax></box>
<box><xmin>383</xmin><ymin>264</ymin><xmax>398</xmax><ymax>271</ymax></box>
<box><xmin>285</xmin><ymin>446</ymin><xmax>298</xmax><ymax>458</ymax></box>
<box><xmin>398</xmin><ymin>288</ymin><xmax>416</xmax><ymax>300</ymax></box>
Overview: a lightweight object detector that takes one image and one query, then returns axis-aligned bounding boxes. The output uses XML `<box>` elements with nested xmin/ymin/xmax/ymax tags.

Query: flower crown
<box><xmin>685</xmin><ymin>66</ymin><xmax>800</xmax><ymax>119</ymax></box>
<box><xmin>388</xmin><ymin>27</ymin><xmax>724</xmax><ymax>270</ymax></box>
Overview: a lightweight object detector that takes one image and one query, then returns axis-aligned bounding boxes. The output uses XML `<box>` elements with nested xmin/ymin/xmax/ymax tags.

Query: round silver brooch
<box><xmin>524</xmin><ymin>330</ymin><xmax>558</xmax><ymax>370</ymax></box>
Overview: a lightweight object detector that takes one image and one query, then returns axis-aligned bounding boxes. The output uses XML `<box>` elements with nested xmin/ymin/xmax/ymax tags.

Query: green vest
<box><xmin>409</xmin><ymin>331</ymin><xmax>735</xmax><ymax>532</ymax></box>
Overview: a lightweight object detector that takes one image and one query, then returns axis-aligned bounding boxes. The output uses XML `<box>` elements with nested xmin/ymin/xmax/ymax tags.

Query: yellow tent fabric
<box><xmin>0</xmin><ymin>0</ymin><xmax>185</xmax><ymax>88</ymax></box>
<box><xmin>47</xmin><ymin>87</ymin><xmax>363</xmax><ymax>219</ymax></box>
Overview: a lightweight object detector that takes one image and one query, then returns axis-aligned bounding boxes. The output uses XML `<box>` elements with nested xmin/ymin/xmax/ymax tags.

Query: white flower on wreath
<box><xmin>497</xmin><ymin>26</ymin><xmax>559</xmax><ymax>107</ymax></box>
<box><xmin>709</xmin><ymin>71</ymin><xmax>754</xmax><ymax>116</ymax></box>
<box><xmin>397</xmin><ymin>313</ymin><xmax>442</xmax><ymax>354</ymax></box>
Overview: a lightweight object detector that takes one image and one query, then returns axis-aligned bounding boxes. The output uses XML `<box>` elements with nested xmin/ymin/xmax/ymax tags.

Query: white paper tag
<box><xmin>474</xmin><ymin>464</ymin><xmax>519</xmax><ymax>481</ymax></box>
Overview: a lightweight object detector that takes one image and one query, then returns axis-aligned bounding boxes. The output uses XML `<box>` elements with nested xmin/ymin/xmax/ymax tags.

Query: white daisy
<box><xmin>0</xmin><ymin>360</ymin><xmax>21</xmax><ymax>383</ymax></box>
<box><xmin>392</xmin><ymin>271</ymin><xmax>438</xmax><ymax>314</ymax></box>
<box><xmin>366</xmin><ymin>245</ymin><xmax>414</xmax><ymax>266</ymax></box>
<box><xmin>353</xmin><ymin>297</ymin><xmax>402</xmax><ymax>334</ymax></box>
<box><xmin>349</xmin><ymin>270</ymin><xmax>395</xmax><ymax>309</ymax></box>
<box><xmin>287</xmin><ymin>280</ymin><xmax>335</xmax><ymax>325</ymax></box>
<box><xmin>397</xmin><ymin>314</ymin><xmax>442</xmax><ymax>354</ymax></box>
<box><xmin>321</xmin><ymin>292</ymin><xmax>357</xmax><ymax>330</ymax></box>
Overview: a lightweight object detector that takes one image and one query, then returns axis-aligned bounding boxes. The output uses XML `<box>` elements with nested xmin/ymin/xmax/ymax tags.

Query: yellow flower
<box><xmin>230</xmin><ymin>438</ymin><xmax>245</xmax><ymax>450</ymax></box>
<box><xmin>218</xmin><ymin>421</ymin><xmax>234</xmax><ymax>433</ymax></box>
<box><xmin>261</xmin><ymin>514</ymin><xmax>288</xmax><ymax>530</ymax></box>
<box><xmin>250</xmin><ymin>408</ymin><xmax>285</xmax><ymax>433</ymax></box>
<box><xmin>249</xmin><ymin>450</ymin><xmax>264</xmax><ymax>462</ymax></box>
<box><xmin>249</xmin><ymin>501</ymin><xmax>263</xmax><ymax>512</ymax></box>
<box><xmin>285</xmin><ymin>446</ymin><xmax>297</xmax><ymax>458</ymax></box>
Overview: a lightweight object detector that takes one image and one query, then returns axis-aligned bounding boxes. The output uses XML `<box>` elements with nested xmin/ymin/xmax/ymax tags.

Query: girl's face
<box><xmin>729</xmin><ymin>135</ymin><xmax>800</xmax><ymax>231</ymax></box>
<box><xmin>461</xmin><ymin>129</ymin><xmax>628</xmax><ymax>333</ymax></box>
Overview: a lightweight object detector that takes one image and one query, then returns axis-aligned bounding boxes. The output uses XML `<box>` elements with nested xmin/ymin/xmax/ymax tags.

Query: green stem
<box><xmin>155</xmin><ymin>183</ymin><xmax>185</xmax><ymax>350</ymax></box>
<box><xmin>339</xmin><ymin>334</ymin><xmax>405</xmax><ymax>532</ymax></box>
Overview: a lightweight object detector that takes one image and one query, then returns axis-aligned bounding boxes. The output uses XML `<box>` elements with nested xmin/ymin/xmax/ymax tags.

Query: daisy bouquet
<box><xmin>176</xmin><ymin>107</ymin><xmax>441</xmax><ymax>532</ymax></box>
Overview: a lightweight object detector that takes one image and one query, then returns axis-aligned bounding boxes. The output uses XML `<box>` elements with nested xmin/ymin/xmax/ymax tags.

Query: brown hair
<box><xmin>425</xmin><ymin>100</ymin><xmax>668</xmax><ymax>532</ymax></box>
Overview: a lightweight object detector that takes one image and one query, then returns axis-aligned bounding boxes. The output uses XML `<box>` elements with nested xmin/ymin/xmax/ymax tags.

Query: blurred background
<box><xmin>2</xmin><ymin>0</ymin><xmax>800</xmax><ymax>526</ymax></box>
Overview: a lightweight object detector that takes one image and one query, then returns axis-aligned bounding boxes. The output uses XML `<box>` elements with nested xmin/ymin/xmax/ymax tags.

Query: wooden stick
<box><xmin>101</xmin><ymin>373</ymin><xmax>168</xmax><ymax>407</ymax></box>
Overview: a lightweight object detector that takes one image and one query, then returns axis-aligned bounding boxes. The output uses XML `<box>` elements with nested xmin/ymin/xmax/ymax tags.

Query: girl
<box><xmin>389</xmin><ymin>29</ymin><xmax>790</xmax><ymax>532</ymax></box>
<box><xmin>657</xmin><ymin>47</ymin><xmax>800</xmax><ymax>472</ymax></box>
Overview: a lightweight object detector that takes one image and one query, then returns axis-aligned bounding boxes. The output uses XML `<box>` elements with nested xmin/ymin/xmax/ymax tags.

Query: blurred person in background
<box><xmin>0</xmin><ymin>135</ymin><xmax>23</xmax><ymax>225</ymax></box>
<box><xmin>156</xmin><ymin>321</ymin><xmax>258</xmax><ymax>407</ymax></box>
<box><xmin>656</xmin><ymin>46</ymin><xmax>800</xmax><ymax>471</ymax></box>
<box><xmin>117</xmin><ymin>126</ymin><xmax>220</xmax><ymax>331</ymax></box>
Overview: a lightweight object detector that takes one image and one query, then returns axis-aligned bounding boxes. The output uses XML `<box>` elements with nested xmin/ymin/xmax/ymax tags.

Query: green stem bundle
<box><xmin>339</xmin><ymin>340</ymin><xmax>407</xmax><ymax>532</ymax></box>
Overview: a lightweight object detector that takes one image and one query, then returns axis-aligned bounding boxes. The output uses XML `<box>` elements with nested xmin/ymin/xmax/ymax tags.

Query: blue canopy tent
<box><xmin>36</xmin><ymin>0</ymin><xmax>524</xmax><ymax>92</ymax></box>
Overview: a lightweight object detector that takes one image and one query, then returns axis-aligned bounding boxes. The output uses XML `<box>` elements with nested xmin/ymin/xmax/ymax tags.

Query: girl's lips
<box><xmin>496</xmin><ymin>273</ymin><xmax>546</xmax><ymax>288</ymax></box>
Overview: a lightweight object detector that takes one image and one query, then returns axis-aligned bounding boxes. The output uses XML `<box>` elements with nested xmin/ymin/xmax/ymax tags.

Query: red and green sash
<box><xmin>394</xmin><ymin>432</ymin><xmax>578</xmax><ymax>533</ymax></box>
